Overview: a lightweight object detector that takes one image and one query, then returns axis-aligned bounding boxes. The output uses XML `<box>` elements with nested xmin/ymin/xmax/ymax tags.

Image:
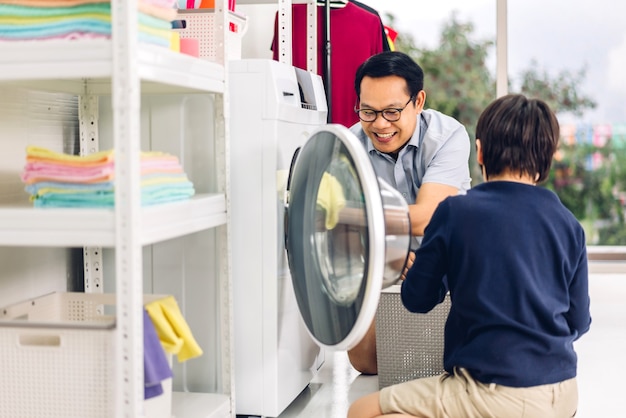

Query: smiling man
<box><xmin>347</xmin><ymin>51</ymin><xmax>471</xmax><ymax>375</ymax></box>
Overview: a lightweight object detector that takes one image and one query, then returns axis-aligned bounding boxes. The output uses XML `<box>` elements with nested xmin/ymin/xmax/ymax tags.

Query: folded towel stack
<box><xmin>21</xmin><ymin>145</ymin><xmax>195</xmax><ymax>208</ymax></box>
<box><xmin>0</xmin><ymin>0</ymin><xmax>178</xmax><ymax>47</ymax></box>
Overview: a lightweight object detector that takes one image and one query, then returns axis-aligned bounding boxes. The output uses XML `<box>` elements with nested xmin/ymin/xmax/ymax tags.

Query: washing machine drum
<box><xmin>284</xmin><ymin>125</ymin><xmax>411</xmax><ymax>351</ymax></box>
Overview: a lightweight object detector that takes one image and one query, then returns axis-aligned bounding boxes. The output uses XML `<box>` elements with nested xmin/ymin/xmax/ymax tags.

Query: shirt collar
<box><xmin>407</xmin><ymin>114</ymin><xmax>424</xmax><ymax>149</ymax></box>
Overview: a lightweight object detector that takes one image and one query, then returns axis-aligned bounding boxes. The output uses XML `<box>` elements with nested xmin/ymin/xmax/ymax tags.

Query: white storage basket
<box><xmin>0</xmin><ymin>292</ymin><xmax>171</xmax><ymax>418</ymax></box>
<box><xmin>175</xmin><ymin>9</ymin><xmax>248</xmax><ymax>61</ymax></box>
<box><xmin>376</xmin><ymin>286</ymin><xmax>451</xmax><ymax>389</ymax></box>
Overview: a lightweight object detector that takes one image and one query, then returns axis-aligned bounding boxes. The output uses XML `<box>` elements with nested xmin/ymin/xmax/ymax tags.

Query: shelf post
<box><xmin>111</xmin><ymin>0</ymin><xmax>144</xmax><ymax>416</ymax></box>
<box><xmin>306</xmin><ymin>0</ymin><xmax>317</xmax><ymax>73</ymax></box>
<box><xmin>216</xmin><ymin>0</ymin><xmax>235</xmax><ymax>412</ymax></box>
<box><xmin>277</xmin><ymin>0</ymin><xmax>293</xmax><ymax>65</ymax></box>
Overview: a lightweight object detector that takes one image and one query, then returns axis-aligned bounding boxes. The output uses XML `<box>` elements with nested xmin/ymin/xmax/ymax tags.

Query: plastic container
<box><xmin>0</xmin><ymin>292</ymin><xmax>171</xmax><ymax>418</ymax></box>
<box><xmin>175</xmin><ymin>9</ymin><xmax>248</xmax><ymax>61</ymax></box>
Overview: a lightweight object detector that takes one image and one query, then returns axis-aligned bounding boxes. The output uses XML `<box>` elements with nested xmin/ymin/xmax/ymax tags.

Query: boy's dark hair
<box><xmin>354</xmin><ymin>51</ymin><xmax>424</xmax><ymax>101</ymax></box>
<box><xmin>476</xmin><ymin>94</ymin><xmax>559</xmax><ymax>183</ymax></box>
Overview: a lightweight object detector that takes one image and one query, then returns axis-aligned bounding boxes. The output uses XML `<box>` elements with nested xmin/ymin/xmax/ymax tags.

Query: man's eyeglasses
<box><xmin>354</xmin><ymin>96</ymin><xmax>415</xmax><ymax>122</ymax></box>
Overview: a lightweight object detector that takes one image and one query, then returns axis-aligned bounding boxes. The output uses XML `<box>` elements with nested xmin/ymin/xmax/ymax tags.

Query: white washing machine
<box><xmin>229</xmin><ymin>59</ymin><xmax>328</xmax><ymax>417</ymax></box>
<box><xmin>230</xmin><ymin>59</ymin><xmax>412</xmax><ymax>417</ymax></box>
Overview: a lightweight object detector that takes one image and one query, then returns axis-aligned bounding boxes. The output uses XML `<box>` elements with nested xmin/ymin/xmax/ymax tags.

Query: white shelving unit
<box><xmin>238</xmin><ymin>0</ymin><xmax>317</xmax><ymax>71</ymax></box>
<box><xmin>0</xmin><ymin>1</ymin><xmax>233</xmax><ymax>417</ymax></box>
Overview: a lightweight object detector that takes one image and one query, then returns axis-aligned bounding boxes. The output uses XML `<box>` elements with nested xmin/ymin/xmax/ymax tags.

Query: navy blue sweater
<box><xmin>402</xmin><ymin>181</ymin><xmax>591</xmax><ymax>387</ymax></box>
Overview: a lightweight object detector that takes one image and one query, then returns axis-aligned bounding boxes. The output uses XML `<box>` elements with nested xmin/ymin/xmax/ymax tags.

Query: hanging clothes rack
<box><xmin>320</xmin><ymin>1</ymin><xmax>349</xmax><ymax>122</ymax></box>
<box><xmin>323</xmin><ymin>0</ymin><xmax>332</xmax><ymax>122</ymax></box>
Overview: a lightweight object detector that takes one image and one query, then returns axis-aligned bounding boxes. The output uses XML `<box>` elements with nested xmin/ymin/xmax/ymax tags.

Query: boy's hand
<box><xmin>400</xmin><ymin>251</ymin><xmax>415</xmax><ymax>281</ymax></box>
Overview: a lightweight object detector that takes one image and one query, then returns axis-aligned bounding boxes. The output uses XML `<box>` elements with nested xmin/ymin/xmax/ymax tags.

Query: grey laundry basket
<box><xmin>375</xmin><ymin>285</ymin><xmax>451</xmax><ymax>389</ymax></box>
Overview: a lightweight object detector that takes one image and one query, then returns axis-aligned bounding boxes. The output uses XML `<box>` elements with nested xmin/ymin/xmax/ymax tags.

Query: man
<box><xmin>348</xmin><ymin>94</ymin><xmax>591</xmax><ymax>417</ymax></box>
<box><xmin>347</xmin><ymin>51</ymin><xmax>471</xmax><ymax>375</ymax></box>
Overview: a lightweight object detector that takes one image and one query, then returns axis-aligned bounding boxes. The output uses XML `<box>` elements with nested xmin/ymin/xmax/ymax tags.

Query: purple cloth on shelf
<box><xmin>144</xmin><ymin>309</ymin><xmax>173</xmax><ymax>400</ymax></box>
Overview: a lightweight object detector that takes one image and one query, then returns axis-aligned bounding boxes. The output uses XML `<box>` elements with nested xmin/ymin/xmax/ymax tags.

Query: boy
<box><xmin>348</xmin><ymin>94</ymin><xmax>591</xmax><ymax>418</ymax></box>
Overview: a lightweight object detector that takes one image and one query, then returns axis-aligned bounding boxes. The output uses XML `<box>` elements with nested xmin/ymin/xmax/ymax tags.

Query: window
<box><xmin>367</xmin><ymin>0</ymin><xmax>625</xmax><ymax>267</ymax></box>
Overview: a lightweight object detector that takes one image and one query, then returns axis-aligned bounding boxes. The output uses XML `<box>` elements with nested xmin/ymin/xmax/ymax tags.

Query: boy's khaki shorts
<box><xmin>380</xmin><ymin>367</ymin><xmax>577</xmax><ymax>418</ymax></box>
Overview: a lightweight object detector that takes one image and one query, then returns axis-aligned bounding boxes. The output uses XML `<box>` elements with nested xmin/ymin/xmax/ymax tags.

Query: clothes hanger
<box><xmin>315</xmin><ymin>0</ymin><xmax>348</xmax><ymax>8</ymax></box>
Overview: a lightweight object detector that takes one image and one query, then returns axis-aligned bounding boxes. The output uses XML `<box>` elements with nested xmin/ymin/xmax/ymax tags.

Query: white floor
<box><xmin>275</xmin><ymin>273</ymin><xmax>626</xmax><ymax>418</ymax></box>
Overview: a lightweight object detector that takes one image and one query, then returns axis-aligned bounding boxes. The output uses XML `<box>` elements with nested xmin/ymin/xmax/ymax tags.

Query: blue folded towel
<box><xmin>30</xmin><ymin>181</ymin><xmax>195</xmax><ymax>208</ymax></box>
<box><xmin>0</xmin><ymin>18</ymin><xmax>112</xmax><ymax>38</ymax></box>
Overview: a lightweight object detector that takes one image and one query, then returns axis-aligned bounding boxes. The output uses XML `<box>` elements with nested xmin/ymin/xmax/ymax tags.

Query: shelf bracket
<box><xmin>79</xmin><ymin>92</ymin><xmax>104</xmax><ymax>302</ymax></box>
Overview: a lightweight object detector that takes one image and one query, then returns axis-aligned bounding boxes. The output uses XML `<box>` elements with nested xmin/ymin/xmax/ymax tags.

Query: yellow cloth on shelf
<box><xmin>316</xmin><ymin>172</ymin><xmax>346</xmax><ymax>230</ymax></box>
<box><xmin>26</xmin><ymin>145</ymin><xmax>114</xmax><ymax>165</ymax></box>
<box><xmin>25</xmin><ymin>145</ymin><xmax>179</xmax><ymax>166</ymax></box>
<box><xmin>145</xmin><ymin>296</ymin><xmax>203</xmax><ymax>362</ymax></box>
<box><xmin>0</xmin><ymin>13</ymin><xmax>110</xmax><ymax>25</ymax></box>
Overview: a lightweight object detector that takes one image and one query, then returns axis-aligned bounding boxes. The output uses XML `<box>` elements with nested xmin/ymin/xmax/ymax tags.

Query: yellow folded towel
<box><xmin>25</xmin><ymin>145</ymin><xmax>180</xmax><ymax>166</ymax></box>
<box><xmin>26</xmin><ymin>145</ymin><xmax>114</xmax><ymax>165</ymax></box>
<box><xmin>145</xmin><ymin>296</ymin><xmax>203</xmax><ymax>362</ymax></box>
<box><xmin>316</xmin><ymin>172</ymin><xmax>346</xmax><ymax>230</ymax></box>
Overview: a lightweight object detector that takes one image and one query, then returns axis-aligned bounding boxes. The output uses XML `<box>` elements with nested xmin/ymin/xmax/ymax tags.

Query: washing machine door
<box><xmin>284</xmin><ymin>124</ymin><xmax>411</xmax><ymax>351</ymax></box>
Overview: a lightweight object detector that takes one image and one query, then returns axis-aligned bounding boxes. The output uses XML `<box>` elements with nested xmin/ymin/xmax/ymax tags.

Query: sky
<box><xmin>360</xmin><ymin>0</ymin><xmax>626</xmax><ymax>124</ymax></box>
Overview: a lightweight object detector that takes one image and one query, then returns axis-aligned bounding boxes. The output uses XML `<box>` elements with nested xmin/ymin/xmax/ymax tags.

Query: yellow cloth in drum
<box><xmin>145</xmin><ymin>296</ymin><xmax>203</xmax><ymax>362</ymax></box>
<box><xmin>316</xmin><ymin>172</ymin><xmax>346</xmax><ymax>230</ymax></box>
